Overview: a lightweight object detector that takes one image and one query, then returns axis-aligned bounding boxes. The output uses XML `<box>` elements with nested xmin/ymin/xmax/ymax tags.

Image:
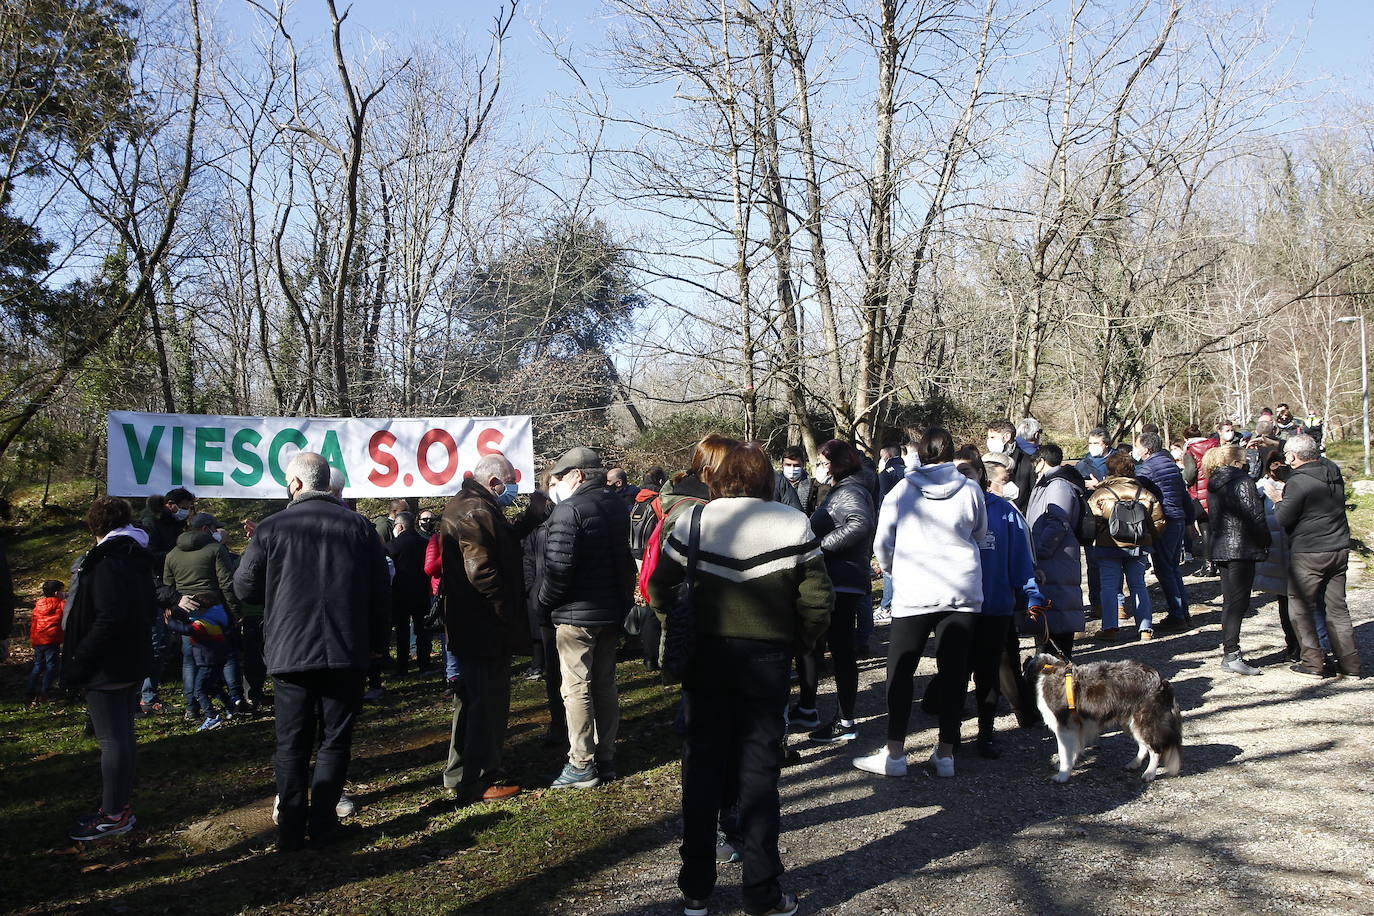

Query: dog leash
<box><xmin>1034</xmin><ymin>609</ymin><xmax>1078</xmax><ymax>713</ymax></box>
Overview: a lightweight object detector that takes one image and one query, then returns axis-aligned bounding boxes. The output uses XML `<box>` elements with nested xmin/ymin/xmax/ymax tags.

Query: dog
<box><xmin>1024</xmin><ymin>653</ymin><xmax>1183</xmax><ymax>783</ymax></box>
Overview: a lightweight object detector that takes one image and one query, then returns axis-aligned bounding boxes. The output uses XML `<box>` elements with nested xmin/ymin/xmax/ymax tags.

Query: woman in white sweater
<box><xmin>853</xmin><ymin>428</ymin><xmax>987</xmax><ymax>779</ymax></box>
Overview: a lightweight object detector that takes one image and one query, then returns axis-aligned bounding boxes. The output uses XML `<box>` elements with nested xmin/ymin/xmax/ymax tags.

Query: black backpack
<box><xmin>629</xmin><ymin>496</ymin><xmax>660</xmax><ymax>561</ymax></box>
<box><xmin>1073</xmin><ymin>486</ymin><xmax>1098</xmax><ymax>546</ymax></box>
<box><xmin>1107</xmin><ymin>484</ymin><xmax>1150</xmax><ymax>545</ymax></box>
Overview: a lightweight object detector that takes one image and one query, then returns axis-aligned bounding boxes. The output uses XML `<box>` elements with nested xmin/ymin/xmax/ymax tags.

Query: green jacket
<box><xmin>162</xmin><ymin>530</ymin><xmax>241</xmax><ymax>614</ymax></box>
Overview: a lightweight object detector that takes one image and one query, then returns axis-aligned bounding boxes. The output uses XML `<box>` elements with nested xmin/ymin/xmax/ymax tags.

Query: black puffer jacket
<box><xmin>1207</xmin><ymin>465</ymin><xmax>1271</xmax><ymax>562</ymax></box>
<box><xmin>1276</xmin><ymin>457</ymin><xmax>1350</xmax><ymax>553</ymax></box>
<box><xmin>538</xmin><ymin>480</ymin><xmax>637</xmax><ymax>628</ymax></box>
<box><xmin>808</xmin><ymin>473</ymin><xmax>876</xmax><ymax>593</ymax></box>
<box><xmin>233</xmin><ymin>492</ymin><xmax>391</xmax><ymax>674</ymax></box>
<box><xmin>61</xmin><ymin>535</ymin><xmax>156</xmax><ymax>688</ymax></box>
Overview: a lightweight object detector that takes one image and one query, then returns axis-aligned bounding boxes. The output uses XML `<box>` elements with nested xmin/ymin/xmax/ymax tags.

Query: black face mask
<box><xmin>418</xmin><ymin>519</ymin><xmax>435</xmax><ymax>533</ymax></box>
<box><xmin>1272</xmin><ymin>466</ymin><xmax>1291</xmax><ymax>482</ymax></box>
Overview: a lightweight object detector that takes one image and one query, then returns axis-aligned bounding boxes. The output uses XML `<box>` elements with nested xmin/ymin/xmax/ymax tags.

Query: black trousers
<box><xmin>680</xmin><ymin>637</ymin><xmax>789</xmax><ymax>915</ymax></box>
<box><xmin>1275</xmin><ymin>594</ymin><xmax>1297</xmax><ymax>656</ymax></box>
<box><xmin>971</xmin><ymin>615</ymin><xmax>1011</xmax><ymax>737</ymax></box>
<box><xmin>886</xmin><ymin>612</ymin><xmax>974</xmax><ymax>745</ymax></box>
<box><xmin>273</xmin><ymin>669</ymin><xmax>364</xmax><ymax>843</ymax></box>
<box><xmin>797</xmin><ymin>591</ymin><xmax>861</xmax><ymax>721</ymax></box>
<box><xmin>1216</xmin><ymin>559</ymin><xmax>1256</xmax><ymax>655</ymax></box>
<box><xmin>443</xmin><ymin>654</ymin><xmax>512</xmax><ymax>795</ymax></box>
<box><xmin>539</xmin><ymin>625</ymin><xmax>566</xmax><ymax>738</ymax></box>
<box><xmin>86</xmin><ymin>686</ymin><xmax>139</xmax><ymax>814</ymax></box>
<box><xmin>239</xmin><ymin>617</ymin><xmax>268</xmax><ymax>706</ymax></box>
<box><xmin>392</xmin><ymin>601</ymin><xmax>430</xmax><ymax>672</ymax></box>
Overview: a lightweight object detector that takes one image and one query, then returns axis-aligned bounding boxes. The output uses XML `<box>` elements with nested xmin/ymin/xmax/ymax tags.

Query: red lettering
<box><xmin>418</xmin><ymin>429</ymin><xmax>459</xmax><ymax>485</ymax></box>
<box><xmin>476</xmin><ymin>427</ymin><xmax>520</xmax><ymax>483</ymax></box>
<box><xmin>367</xmin><ymin>431</ymin><xmax>399</xmax><ymax>487</ymax></box>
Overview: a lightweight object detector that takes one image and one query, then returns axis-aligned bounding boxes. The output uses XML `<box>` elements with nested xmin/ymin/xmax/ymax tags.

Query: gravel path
<box><xmin>546</xmin><ymin>568</ymin><xmax>1374</xmax><ymax>916</ymax></box>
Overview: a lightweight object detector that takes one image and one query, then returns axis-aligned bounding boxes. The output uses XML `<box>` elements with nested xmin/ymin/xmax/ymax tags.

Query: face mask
<box><xmin>986</xmin><ymin>437</ymin><xmax>1004</xmax><ymax>454</ymax></box>
<box><xmin>174</xmin><ymin>508</ymin><xmax>190</xmax><ymax>521</ymax></box>
<box><xmin>1088</xmin><ymin>444</ymin><xmax>1105</xmax><ymax>458</ymax></box>
<box><xmin>814</xmin><ymin>465</ymin><xmax>832</xmax><ymax>485</ymax></box>
<box><xmin>553</xmin><ymin>476</ymin><xmax>577</xmax><ymax>504</ymax></box>
<box><xmin>783</xmin><ymin>465</ymin><xmax>803</xmax><ymax>481</ymax></box>
<box><xmin>497</xmin><ymin>483</ymin><xmax>518</xmax><ymax>507</ymax></box>
<box><xmin>1220</xmin><ymin>430</ymin><xmax>1234</xmax><ymax>442</ymax></box>
<box><xmin>1131</xmin><ymin>448</ymin><xmax>1145</xmax><ymax>462</ymax></box>
<box><xmin>1169</xmin><ymin>448</ymin><xmax>1184</xmax><ymax>462</ymax></box>
<box><xmin>211</xmin><ymin>531</ymin><xmax>223</xmax><ymax>543</ymax></box>
<box><xmin>1002</xmin><ymin>480</ymin><xmax>1020</xmax><ymax>502</ymax></box>
<box><xmin>418</xmin><ymin>519</ymin><xmax>435</xmax><ymax>533</ymax></box>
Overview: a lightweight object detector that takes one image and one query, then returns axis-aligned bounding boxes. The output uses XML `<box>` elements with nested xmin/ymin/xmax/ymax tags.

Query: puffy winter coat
<box><xmin>1135</xmin><ymin>450</ymin><xmax>1192</xmax><ymax>522</ymax></box>
<box><xmin>163</xmin><ymin>530</ymin><xmax>240</xmax><ymax>613</ymax></box>
<box><xmin>438</xmin><ymin>479</ymin><xmax>529</xmax><ymax>657</ymax></box>
<box><xmin>1206</xmin><ymin>465</ymin><xmax>1272</xmax><ymax>562</ymax></box>
<box><xmin>1184</xmin><ymin>438</ymin><xmax>1216</xmax><ymax>510</ymax></box>
<box><xmin>1253</xmin><ymin>495</ymin><xmax>1289</xmax><ymax>595</ymax></box>
<box><xmin>29</xmin><ymin>596</ymin><xmax>64</xmax><ymax>646</ymax></box>
<box><xmin>1026</xmin><ymin>465</ymin><xmax>1087</xmax><ymax>632</ymax></box>
<box><xmin>1087</xmin><ymin>477</ymin><xmax>1165</xmax><ymax>549</ymax></box>
<box><xmin>1276</xmin><ymin>458</ymin><xmax>1350</xmax><ymax>554</ymax></box>
<box><xmin>60</xmin><ymin>535</ymin><xmax>156</xmax><ymax>688</ymax></box>
<box><xmin>809</xmin><ymin>473</ymin><xmax>877</xmax><ymax>594</ymax></box>
<box><xmin>233</xmin><ymin>491</ymin><xmax>391</xmax><ymax>674</ymax></box>
<box><xmin>424</xmin><ymin>532</ymin><xmax>442</xmax><ymax>596</ymax></box>
<box><xmin>537</xmin><ymin>480</ymin><xmax>637</xmax><ymax>628</ymax></box>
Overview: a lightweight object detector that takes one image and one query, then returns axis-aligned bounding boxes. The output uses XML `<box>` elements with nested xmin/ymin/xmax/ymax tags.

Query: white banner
<box><xmin>107</xmin><ymin>411</ymin><xmax>535</xmax><ymax>499</ymax></box>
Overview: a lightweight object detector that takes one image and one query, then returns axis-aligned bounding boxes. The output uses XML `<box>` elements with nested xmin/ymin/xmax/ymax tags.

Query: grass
<box><xmin>0</xmin><ymin>475</ymin><xmax>685</xmax><ymax>915</ymax></box>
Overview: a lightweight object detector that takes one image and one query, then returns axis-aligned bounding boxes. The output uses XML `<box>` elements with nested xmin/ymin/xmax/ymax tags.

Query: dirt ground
<box><xmin>546</xmin><ymin>569</ymin><xmax>1374</xmax><ymax>916</ymax></box>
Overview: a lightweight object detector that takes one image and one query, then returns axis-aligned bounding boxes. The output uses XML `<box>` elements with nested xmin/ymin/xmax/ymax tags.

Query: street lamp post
<box><xmin>1336</xmin><ymin>315</ymin><xmax>1370</xmax><ymax>478</ymax></box>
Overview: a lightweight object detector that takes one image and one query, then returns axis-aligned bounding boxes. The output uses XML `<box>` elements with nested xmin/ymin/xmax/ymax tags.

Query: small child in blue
<box><xmin>165</xmin><ymin>595</ymin><xmax>233</xmax><ymax>731</ymax></box>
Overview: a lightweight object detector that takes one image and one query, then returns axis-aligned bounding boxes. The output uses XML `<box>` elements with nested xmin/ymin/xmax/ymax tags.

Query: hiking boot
<box><xmin>808</xmin><ymin>718</ymin><xmax>857</xmax><ymax>744</ymax></box>
<box><xmin>1097</xmin><ymin>628</ymin><xmax>1120</xmax><ymax>642</ymax></box>
<box><xmin>1138</xmin><ymin>629</ymin><xmax>1154</xmax><ymax>641</ymax></box>
<box><xmin>68</xmin><ymin>806</ymin><xmax>135</xmax><ymax>842</ymax></box>
<box><xmin>748</xmin><ymin>892</ymin><xmax>799</xmax><ymax>916</ymax></box>
<box><xmin>1220</xmin><ymin>652</ymin><xmax>1261</xmax><ymax>676</ymax></box>
<box><xmin>852</xmin><ymin>748</ymin><xmax>907</xmax><ymax>777</ymax></box>
<box><xmin>786</xmin><ymin>704</ymin><xmax>819</xmax><ymax>730</ymax></box>
<box><xmin>549</xmin><ymin>764</ymin><xmax>600</xmax><ymax>789</ymax></box>
<box><xmin>1154</xmin><ymin>616</ymin><xmax>1191</xmax><ymax>634</ymax></box>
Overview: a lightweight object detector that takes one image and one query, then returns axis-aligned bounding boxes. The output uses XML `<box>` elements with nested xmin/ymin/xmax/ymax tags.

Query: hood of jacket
<box><xmin>174</xmin><ymin>529</ymin><xmax>215</xmax><ymax>552</ymax></box>
<box><xmin>660</xmin><ymin>473</ymin><xmax>710</xmax><ymax>512</ymax></box>
<box><xmin>1036</xmin><ymin>464</ymin><xmax>1086</xmax><ymax>491</ymax></box>
<box><xmin>904</xmin><ymin>462</ymin><xmax>972</xmax><ymax>499</ymax></box>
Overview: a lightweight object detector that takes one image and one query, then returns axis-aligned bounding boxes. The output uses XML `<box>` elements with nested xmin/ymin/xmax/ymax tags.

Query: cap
<box><xmin>189</xmin><ymin>512</ymin><xmax>222</xmax><ymax>530</ymax></box>
<box><xmin>549</xmin><ymin>446</ymin><xmax>604</xmax><ymax>478</ymax></box>
<box><xmin>981</xmin><ymin>452</ymin><xmax>1013</xmax><ymax>470</ymax></box>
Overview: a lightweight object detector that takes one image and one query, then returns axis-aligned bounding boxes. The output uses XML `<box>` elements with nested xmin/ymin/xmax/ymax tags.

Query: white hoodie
<box><xmin>876</xmin><ymin>463</ymin><xmax>987</xmax><ymax>616</ymax></box>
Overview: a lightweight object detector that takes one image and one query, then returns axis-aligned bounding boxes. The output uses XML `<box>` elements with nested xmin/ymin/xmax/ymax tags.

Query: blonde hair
<box><xmin>1201</xmin><ymin>444</ymin><xmax>1243</xmax><ymax>477</ymax></box>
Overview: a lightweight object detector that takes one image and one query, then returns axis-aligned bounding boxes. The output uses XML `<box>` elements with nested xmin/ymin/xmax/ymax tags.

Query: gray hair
<box><xmin>1016</xmin><ymin>417</ymin><xmax>1042</xmax><ymax>440</ymax></box>
<box><xmin>328</xmin><ymin>466</ymin><xmax>347</xmax><ymax>496</ymax></box>
<box><xmin>473</xmin><ymin>453</ymin><xmax>515</xmax><ymax>483</ymax></box>
<box><xmin>285</xmin><ymin>452</ymin><xmax>331</xmax><ymax>492</ymax></box>
<box><xmin>394</xmin><ymin>511</ymin><xmax>415</xmax><ymax>531</ymax></box>
<box><xmin>1254</xmin><ymin>419</ymin><xmax>1274</xmax><ymax>437</ymax></box>
<box><xmin>1135</xmin><ymin>432</ymin><xmax>1163</xmax><ymax>455</ymax></box>
<box><xmin>1283</xmin><ymin>433</ymin><xmax>1319</xmax><ymax>462</ymax></box>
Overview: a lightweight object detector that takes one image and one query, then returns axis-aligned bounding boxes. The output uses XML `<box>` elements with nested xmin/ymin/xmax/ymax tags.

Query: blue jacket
<box><xmin>1135</xmin><ymin>450</ymin><xmax>1192</xmax><ymax>522</ymax></box>
<box><xmin>977</xmin><ymin>492</ymin><xmax>1044</xmax><ymax>617</ymax></box>
<box><xmin>1076</xmin><ymin>453</ymin><xmax>1108</xmax><ymax>482</ymax></box>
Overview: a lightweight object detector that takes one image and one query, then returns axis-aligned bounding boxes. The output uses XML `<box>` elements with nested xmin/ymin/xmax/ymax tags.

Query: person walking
<box><xmin>1205</xmin><ymin>445</ymin><xmax>1271</xmax><ymax>674</ymax></box>
<box><xmin>233</xmin><ymin>452</ymin><xmax>391</xmax><ymax>851</ymax></box>
<box><xmin>1134</xmin><ymin>431</ymin><xmax>1194</xmax><ymax>629</ymax></box>
<box><xmin>648</xmin><ymin>442</ymin><xmax>831</xmax><ymax>916</ymax></box>
<box><xmin>1277</xmin><ymin>434</ymin><xmax>1364</xmax><ymax>678</ymax></box>
<box><xmin>62</xmin><ymin>497</ymin><xmax>155</xmax><ymax>841</ymax></box>
<box><xmin>539</xmin><ymin>447</ymin><xmax>637</xmax><ymax>788</ymax></box>
<box><xmin>853</xmin><ymin>427</ymin><xmax>986</xmax><ymax>779</ymax></box>
<box><xmin>797</xmin><ymin>440</ymin><xmax>875</xmax><ymax>744</ymax></box>
<box><xmin>1026</xmin><ymin>443</ymin><xmax>1088</xmax><ymax>658</ymax></box>
<box><xmin>1086</xmin><ymin>451</ymin><xmax>1165</xmax><ymax>640</ymax></box>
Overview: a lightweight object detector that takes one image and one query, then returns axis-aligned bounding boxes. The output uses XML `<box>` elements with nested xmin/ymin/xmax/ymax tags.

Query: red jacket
<box><xmin>29</xmin><ymin>596</ymin><xmax>64</xmax><ymax>646</ymax></box>
<box><xmin>1185</xmin><ymin>438</ymin><xmax>1216</xmax><ymax>511</ymax></box>
<box><xmin>423</xmin><ymin>532</ymin><xmax>442</xmax><ymax>596</ymax></box>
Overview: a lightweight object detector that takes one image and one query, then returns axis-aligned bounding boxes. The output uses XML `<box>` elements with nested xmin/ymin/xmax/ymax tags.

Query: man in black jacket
<box><xmin>234</xmin><ymin>452</ymin><xmax>391</xmax><ymax>851</ymax></box>
<box><xmin>540</xmin><ymin>446</ymin><xmax>636</xmax><ymax>789</ymax></box>
<box><xmin>387</xmin><ymin>512</ymin><xmax>432</xmax><ymax>673</ymax></box>
<box><xmin>1276</xmin><ymin>434</ymin><xmax>1364</xmax><ymax>678</ymax></box>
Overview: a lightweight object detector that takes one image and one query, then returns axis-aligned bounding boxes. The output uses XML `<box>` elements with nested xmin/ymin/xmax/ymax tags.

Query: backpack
<box><xmin>629</xmin><ymin>496</ymin><xmax>660</xmax><ymax>561</ymax></box>
<box><xmin>637</xmin><ymin>496</ymin><xmax>706</xmax><ymax>605</ymax></box>
<box><xmin>1106</xmin><ymin>484</ymin><xmax>1151</xmax><ymax>545</ymax></box>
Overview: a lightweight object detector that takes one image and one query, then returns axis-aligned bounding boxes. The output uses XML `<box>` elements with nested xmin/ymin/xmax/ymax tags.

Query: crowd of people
<box><xmin>10</xmin><ymin>406</ymin><xmax>1368</xmax><ymax>916</ymax></box>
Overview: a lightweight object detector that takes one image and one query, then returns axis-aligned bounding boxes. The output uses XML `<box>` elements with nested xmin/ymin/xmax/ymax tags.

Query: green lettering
<box><xmin>320</xmin><ymin>430</ymin><xmax>349</xmax><ymax>487</ymax></box>
<box><xmin>121</xmin><ymin>424</ymin><xmax>164</xmax><ymax>486</ymax></box>
<box><xmin>268</xmin><ymin>427</ymin><xmax>308</xmax><ymax>486</ymax></box>
<box><xmin>193</xmin><ymin>427</ymin><xmax>225</xmax><ymax>487</ymax></box>
<box><xmin>230</xmin><ymin>428</ymin><xmax>263</xmax><ymax>487</ymax></box>
<box><xmin>170</xmin><ymin>426</ymin><xmax>184</xmax><ymax>485</ymax></box>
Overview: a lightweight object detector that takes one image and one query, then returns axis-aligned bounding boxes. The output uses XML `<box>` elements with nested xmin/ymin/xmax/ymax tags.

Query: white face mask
<box><xmin>783</xmin><ymin>465</ymin><xmax>803</xmax><ymax>481</ymax></box>
<box><xmin>553</xmin><ymin>475</ymin><xmax>578</xmax><ymax>504</ymax></box>
<box><xmin>814</xmin><ymin>465</ymin><xmax>832</xmax><ymax>485</ymax></box>
<box><xmin>174</xmin><ymin>508</ymin><xmax>190</xmax><ymax>521</ymax></box>
<box><xmin>1088</xmin><ymin>443</ymin><xmax>1106</xmax><ymax>458</ymax></box>
<box><xmin>1002</xmin><ymin>480</ymin><xmax>1020</xmax><ymax>502</ymax></box>
<box><xmin>986</xmin><ymin>436</ymin><xmax>1005</xmax><ymax>454</ymax></box>
<box><xmin>211</xmin><ymin>531</ymin><xmax>223</xmax><ymax>543</ymax></box>
<box><xmin>1170</xmin><ymin>448</ymin><xmax>1184</xmax><ymax>462</ymax></box>
<box><xmin>1220</xmin><ymin>430</ymin><xmax>1235</xmax><ymax>442</ymax></box>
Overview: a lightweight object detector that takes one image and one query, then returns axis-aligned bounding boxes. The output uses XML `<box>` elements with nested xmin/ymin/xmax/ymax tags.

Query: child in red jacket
<box><xmin>27</xmin><ymin>579</ymin><xmax>65</xmax><ymax>703</ymax></box>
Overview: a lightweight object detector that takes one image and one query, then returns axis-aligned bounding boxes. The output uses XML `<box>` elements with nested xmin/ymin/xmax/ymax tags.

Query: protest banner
<box><xmin>107</xmin><ymin>411</ymin><xmax>534</xmax><ymax>499</ymax></box>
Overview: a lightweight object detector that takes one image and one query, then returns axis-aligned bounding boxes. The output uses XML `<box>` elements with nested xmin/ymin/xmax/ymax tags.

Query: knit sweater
<box><xmin>647</xmin><ymin>497</ymin><xmax>832</xmax><ymax>652</ymax></box>
<box><xmin>876</xmin><ymin>463</ymin><xmax>987</xmax><ymax>616</ymax></box>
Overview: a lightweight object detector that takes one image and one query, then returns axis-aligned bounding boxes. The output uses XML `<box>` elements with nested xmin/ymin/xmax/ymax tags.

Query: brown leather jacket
<box><xmin>1087</xmin><ymin>477</ymin><xmax>1165</xmax><ymax>549</ymax></box>
<box><xmin>441</xmin><ymin>478</ymin><xmax>528</xmax><ymax>657</ymax></box>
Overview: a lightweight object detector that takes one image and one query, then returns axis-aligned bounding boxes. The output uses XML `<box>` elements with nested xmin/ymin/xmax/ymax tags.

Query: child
<box><xmin>164</xmin><ymin>595</ymin><xmax>233</xmax><ymax>731</ymax></box>
<box><xmin>26</xmin><ymin>580</ymin><xmax>65</xmax><ymax>704</ymax></box>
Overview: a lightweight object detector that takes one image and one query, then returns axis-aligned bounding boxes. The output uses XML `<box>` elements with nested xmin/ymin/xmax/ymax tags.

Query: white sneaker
<box><xmin>928</xmin><ymin>752</ymin><xmax>955</xmax><ymax>778</ymax></box>
<box><xmin>272</xmin><ymin>795</ymin><xmax>279</xmax><ymax>825</ymax></box>
<box><xmin>852</xmin><ymin>748</ymin><xmax>907</xmax><ymax>777</ymax></box>
<box><xmin>335</xmin><ymin>793</ymin><xmax>356</xmax><ymax>818</ymax></box>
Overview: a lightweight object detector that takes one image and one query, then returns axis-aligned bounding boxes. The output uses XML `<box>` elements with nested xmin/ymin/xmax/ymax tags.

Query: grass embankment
<box><xmin>0</xmin><ymin>478</ymin><xmax>685</xmax><ymax>914</ymax></box>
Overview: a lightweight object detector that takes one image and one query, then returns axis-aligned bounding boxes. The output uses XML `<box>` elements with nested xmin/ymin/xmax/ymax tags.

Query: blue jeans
<box><xmin>437</xmin><ymin>633</ymin><xmax>462</xmax><ymax>681</ymax></box>
<box><xmin>28</xmin><ymin>644</ymin><xmax>59</xmax><ymax>694</ymax></box>
<box><xmin>141</xmin><ymin>616</ymin><xmax>167</xmax><ymax>705</ymax></box>
<box><xmin>879</xmin><ymin>573</ymin><xmax>893</xmax><ymax>612</ymax></box>
<box><xmin>192</xmin><ymin>662</ymin><xmax>228</xmax><ymax>715</ymax></box>
<box><xmin>182</xmin><ymin>636</ymin><xmax>197</xmax><ymax>709</ymax></box>
<box><xmin>1092</xmin><ymin>547</ymin><xmax>1152</xmax><ymax>630</ymax></box>
<box><xmin>1150</xmin><ymin>518</ymin><xmax>1190</xmax><ymax>620</ymax></box>
<box><xmin>222</xmin><ymin>635</ymin><xmax>245</xmax><ymax>705</ymax></box>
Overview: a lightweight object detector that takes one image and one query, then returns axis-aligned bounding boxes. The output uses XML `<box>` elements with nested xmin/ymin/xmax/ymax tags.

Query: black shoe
<box><xmin>786</xmin><ymin>704</ymin><xmax>820</xmax><ymax>730</ymax></box>
<box><xmin>976</xmin><ymin>736</ymin><xmax>1001</xmax><ymax>759</ymax></box>
<box><xmin>1289</xmin><ymin>663</ymin><xmax>1331</xmax><ymax>679</ymax></box>
<box><xmin>309</xmin><ymin>821</ymin><xmax>362</xmax><ymax>848</ymax></box>
<box><xmin>1154</xmin><ymin>616</ymin><xmax>1191</xmax><ymax>634</ymax></box>
<box><xmin>808</xmin><ymin>718</ymin><xmax>858</xmax><ymax>744</ymax></box>
<box><xmin>596</xmin><ymin>760</ymin><xmax>617</xmax><ymax>783</ymax></box>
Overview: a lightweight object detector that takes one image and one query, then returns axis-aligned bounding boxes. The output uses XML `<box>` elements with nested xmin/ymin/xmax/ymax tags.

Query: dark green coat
<box><xmin>162</xmin><ymin>530</ymin><xmax>240</xmax><ymax>613</ymax></box>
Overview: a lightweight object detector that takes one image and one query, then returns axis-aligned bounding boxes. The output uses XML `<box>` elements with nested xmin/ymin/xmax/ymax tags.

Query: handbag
<box><xmin>423</xmin><ymin>580</ymin><xmax>446</xmax><ymax>632</ymax></box>
<box><xmin>661</xmin><ymin>504</ymin><xmax>703</xmax><ymax>678</ymax></box>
